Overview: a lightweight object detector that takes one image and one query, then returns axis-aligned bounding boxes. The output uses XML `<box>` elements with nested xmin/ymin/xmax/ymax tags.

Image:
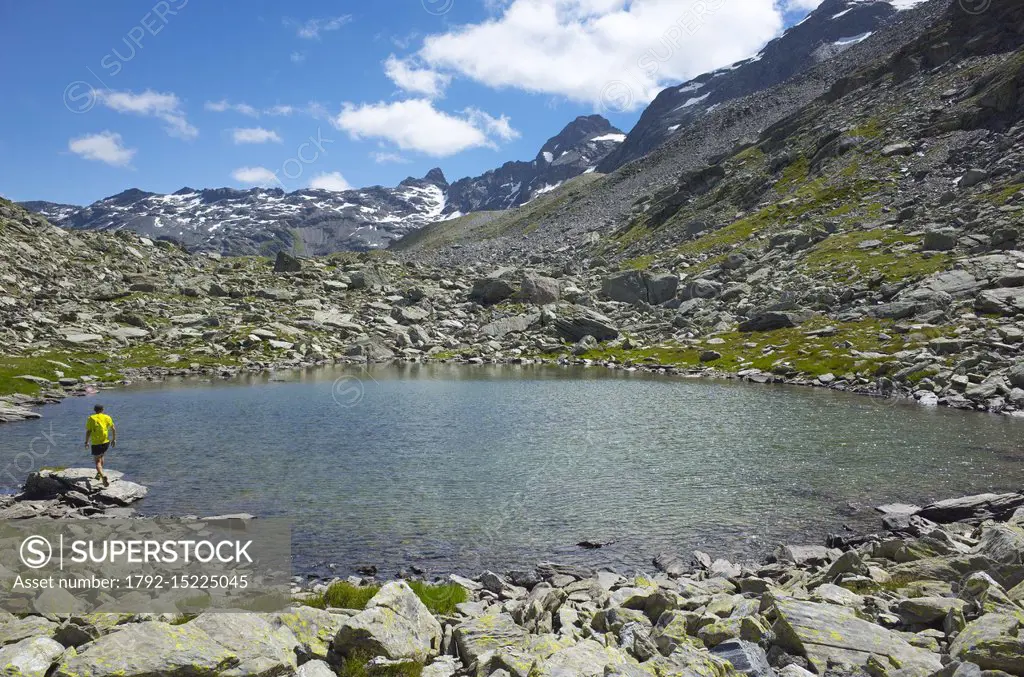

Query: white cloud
<box><xmin>333</xmin><ymin>99</ymin><xmax>517</xmax><ymax>156</ymax></box>
<box><xmin>205</xmin><ymin>100</ymin><xmax>259</xmax><ymax>117</ymax></box>
<box><xmin>231</xmin><ymin>127</ymin><xmax>282</xmax><ymax>144</ymax></box>
<box><xmin>785</xmin><ymin>0</ymin><xmax>824</xmax><ymax>10</ymax></box>
<box><xmin>206</xmin><ymin>101</ymin><xmax>300</xmax><ymax>118</ymax></box>
<box><xmin>309</xmin><ymin>171</ymin><xmax>352</xmax><ymax>191</ymax></box>
<box><xmin>417</xmin><ymin>0</ymin><xmax>785</xmax><ymax>110</ymax></box>
<box><xmin>232</xmin><ymin>166</ymin><xmax>279</xmax><ymax>186</ymax></box>
<box><xmin>384</xmin><ymin>55</ymin><xmax>452</xmax><ymax>98</ymax></box>
<box><xmin>290</xmin><ymin>51</ymin><xmax>307</xmax><ymax>63</ymax></box>
<box><xmin>465</xmin><ymin>108</ymin><xmax>520</xmax><ymax>142</ymax></box>
<box><xmin>68</xmin><ymin>131</ymin><xmax>136</xmax><ymax>167</ymax></box>
<box><xmin>97</xmin><ymin>89</ymin><xmax>198</xmax><ymax>139</ymax></box>
<box><xmin>288</xmin><ymin>15</ymin><xmax>352</xmax><ymax>40</ymax></box>
<box><xmin>372</xmin><ymin>152</ymin><xmax>411</xmax><ymax>164</ymax></box>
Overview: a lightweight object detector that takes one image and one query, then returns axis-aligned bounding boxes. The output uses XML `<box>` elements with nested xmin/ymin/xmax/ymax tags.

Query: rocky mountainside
<box><xmin>17</xmin><ymin>116</ymin><xmax>624</xmax><ymax>257</ymax></box>
<box><xmin>445</xmin><ymin>115</ymin><xmax>625</xmax><ymax>214</ymax></box>
<box><xmin>17</xmin><ymin>200</ymin><xmax>79</xmax><ymax>223</ymax></box>
<box><xmin>598</xmin><ymin>0</ymin><xmax>927</xmax><ymax>172</ymax></box>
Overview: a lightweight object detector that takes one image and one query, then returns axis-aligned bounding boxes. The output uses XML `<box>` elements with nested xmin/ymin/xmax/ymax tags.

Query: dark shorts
<box><xmin>91</xmin><ymin>443</ymin><xmax>110</xmax><ymax>457</ymax></box>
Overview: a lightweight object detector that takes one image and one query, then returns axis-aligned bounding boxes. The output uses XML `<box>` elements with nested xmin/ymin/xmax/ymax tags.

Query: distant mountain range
<box><xmin>20</xmin><ymin>0</ymin><xmax>920</xmax><ymax>256</ymax></box>
<box><xmin>22</xmin><ymin>115</ymin><xmax>625</xmax><ymax>256</ymax></box>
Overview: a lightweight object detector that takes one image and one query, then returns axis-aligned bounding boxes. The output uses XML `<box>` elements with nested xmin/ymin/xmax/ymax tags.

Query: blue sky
<box><xmin>0</xmin><ymin>0</ymin><xmax>816</xmax><ymax>206</ymax></box>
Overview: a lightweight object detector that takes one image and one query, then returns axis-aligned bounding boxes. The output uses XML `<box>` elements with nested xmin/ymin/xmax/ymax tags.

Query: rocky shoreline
<box><xmin>6</xmin><ymin>197</ymin><xmax>1024</xmax><ymax>427</ymax></box>
<box><xmin>2</xmin><ymin>468</ymin><xmax>1024</xmax><ymax>676</ymax></box>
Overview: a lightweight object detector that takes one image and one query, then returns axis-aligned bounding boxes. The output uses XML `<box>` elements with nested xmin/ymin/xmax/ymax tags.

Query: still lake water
<box><xmin>2</xmin><ymin>363</ymin><xmax>1023</xmax><ymax>577</ymax></box>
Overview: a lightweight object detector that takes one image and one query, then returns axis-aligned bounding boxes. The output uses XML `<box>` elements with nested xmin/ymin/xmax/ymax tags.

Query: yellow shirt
<box><xmin>86</xmin><ymin>414</ymin><xmax>115</xmax><ymax>445</ymax></box>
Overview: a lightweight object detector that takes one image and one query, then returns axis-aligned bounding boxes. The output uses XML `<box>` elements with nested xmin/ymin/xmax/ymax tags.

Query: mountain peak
<box><xmin>538</xmin><ymin>115</ymin><xmax>618</xmax><ymax>159</ymax></box>
<box><xmin>424</xmin><ymin>167</ymin><xmax>448</xmax><ymax>187</ymax></box>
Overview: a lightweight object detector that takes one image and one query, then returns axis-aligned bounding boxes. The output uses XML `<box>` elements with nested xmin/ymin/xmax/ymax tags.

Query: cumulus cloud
<box><xmin>231</xmin><ymin>127</ymin><xmax>282</xmax><ymax>144</ymax></box>
<box><xmin>333</xmin><ymin>99</ymin><xmax>517</xmax><ymax>157</ymax></box>
<box><xmin>97</xmin><ymin>89</ymin><xmax>198</xmax><ymax>139</ymax></box>
<box><xmin>309</xmin><ymin>171</ymin><xmax>352</xmax><ymax>191</ymax></box>
<box><xmin>384</xmin><ymin>55</ymin><xmax>452</xmax><ymax>98</ymax></box>
<box><xmin>68</xmin><ymin>131</ymin><xmax>136</xmax><ymax>167</ymax></box>
<box><xmin>287</xmin><ymin>15</ymin><xmax>352</xmax><ymax>40</ymax></box>
<box><xmin>232</xmin><ymin>166</ymin><xmax>279</xmax><ymax>186</ymax></box>
<box><xmin>416</xmin><ymin>0</ymin><xmax>784</xmax><ymax>110</ymax></box>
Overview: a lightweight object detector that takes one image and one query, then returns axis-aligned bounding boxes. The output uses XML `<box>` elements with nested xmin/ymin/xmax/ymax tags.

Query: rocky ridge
<box><xmin>598</xmin><ymin>0</ymin><xmax>918</xmax><ymax>173</ymax></box>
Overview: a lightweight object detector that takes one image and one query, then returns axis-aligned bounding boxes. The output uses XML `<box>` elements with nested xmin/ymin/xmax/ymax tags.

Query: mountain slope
<box><xmin>19</xmin><ymin>116</ymin><xmax>624</xmax><ymax>257</ymax></box>
<box><xmin>598</xmin><ymin>0</ymin><xmax>927</xmax><ymax>173</ymax></box>
<box><xmin>399</xmin><ymin>0</ymin><xmax>953</xmax><ymax>266</ymax></box>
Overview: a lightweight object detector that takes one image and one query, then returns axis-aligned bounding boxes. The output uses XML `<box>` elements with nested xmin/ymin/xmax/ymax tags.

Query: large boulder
<box><xmin>534</xmin><ymin>639</ymin><xmax>631</xmax><ymax>677</ymax></box>
<box><xmin>189</xmin><ymin>614</ymin><xmax>298</xmax><ymax>677</ymax></box>
<box><xmin>738</xmin><ymin>312</ymin><xmax>807</xmax><ymax>333</ymax></box>
<box><xmin>770</xmin><ymin>598</ymin><xmax>943</xmax><ymax>675</ymax></box>
<box><xmin>344</xmin><ymin>337</ymin><xmax>395</xmax><ymax>361</ymax></box>
<box><xmin>469</xmin><ymin>277</ymin><xmax>517</xmax><ymax>305</ymax></box>
<box><xmin>551</xmin><ymin>306</ymin><xmax>619</xmax><ymax>342</ymax></box>
<box><xmin>518</xmin><ymin>274</ymin><xmax>561</xmax><ymax>305</ymax></box>
<box><xmin>333</xmin><ymin>581</ymin><xmax>442</xmax><ymax>663</ymax></box>
<box><xmin>602</xmin><ymin>271</ymin><xmax>646</xmax><ymax>304</ymax></box>
<box><xmin>272</xmin><ymin>251</ymin><xmax>302</xmax><ymax>273</ymax></box>
<box><xmin>0</xmin><ymin>637</ymin><xmax>66</xmax><ymax>677</ymax></box>
<box><xmin>349</xmin><ymin>267</ymin><xmax>388</xmax><ymax>291</ymax></box>
<box><xmin>21</xmin><ymin>468</ymin><xmax>147</xmax><ymax>506</ymax></box>
<box><xmin>710</xmin><ymin>639</ymin><xmax>775</xmax><ymax>677</ymax></box>
<box><xmin>480</xmin><ymin>313</ymin><xmax>541</xmax><ymax>339</ymax></box>
<box><xmin>268</xmin><ymin>606</ymin><xmax>344</xmax><ymax>662</ymax></box>
<box><xmin>949</xmin><ymin>613</ymin><xmax>1024</xmax><ymax>674</ymax></box>
<box><xmin>916</xmin><ymin>493</ymin><xmax>1024</xmax><ymax>523</ymax></box>
<box><xmin>452</xmin><ymin>613</ymin><xmax>529</xmax><ymax>667</ymax></box>
<box><xmin>602</xmin><ymin>271</ymin><xmax>679</xmax><ymax>305</ymax></box>
<box><xmin>54</xmin><ymin>621</ymin><xmax>237</xmax><ymax>677</ymax></box>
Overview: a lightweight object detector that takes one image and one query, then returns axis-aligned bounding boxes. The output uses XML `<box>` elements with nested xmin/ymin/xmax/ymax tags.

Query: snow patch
<box><xmin>542</xmin><ymin>151</ymin><xmax>554</xmax><ymax>163</ymax></box>
<box><xmin>590</xmin><ymin>133</ymin><xmax>626</xmax><ymax>143</ymax></box>
<box><xmin>889</xmin><ymin>0</ymin><xmax>928</xmax><ymax>9</ymax></box>
<box><xmin>675</xmin><ymin>92</ymin><xmax>711</xmax><ymax>111</ymax></box>
<box><xmin>834</xmin><ymin>31</ymin><xmax>873</xmax><ymax>46</ymax></box>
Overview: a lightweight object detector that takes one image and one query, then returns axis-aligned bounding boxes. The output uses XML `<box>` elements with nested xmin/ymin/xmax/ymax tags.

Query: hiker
<box><xmin>84</xmin><ymin>404</ymin><xmax>116</xmax><ymax>486</ymax></box>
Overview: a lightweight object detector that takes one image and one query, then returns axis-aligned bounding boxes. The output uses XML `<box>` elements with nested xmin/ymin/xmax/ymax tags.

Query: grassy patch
<box><xmin>339</xmin><ymin>651</ymin><xmax>422</xmax><ymax>677</ymax></box>
<box><xmin>301</xmin><ymin>581</ymin><xmax>467</xmax><ymax>616</ymax></box>
<box><xmin>981</xmin><ymin>180</ymin><xmax>1024</xmax><ymax>206</ymax></box>
<box><xmin>849</xmin><ymin>117</ymin><xmax>884</xmax><ymax>140</ymax></box>
<box><xmin>406</xmin><ymin>581</ymin><xmax>469</xmax><ymax>616</ymax></box>
<box><xmin>0</xmin><ymin>352</ymin><xmax>116</xmax><ymax>395</ymax></box>
<box><xmin>580</xmin><ymin>318</ymin><xmax>950</xmax><ymax>379</ymax></box>
<box><xmin>802</xmin><ymin>229</ymin><xmax>951</xmax><ymax>283</ymax></box>
<box><xmin>774</xmin><ymin>155</ymin><xmax>810</xmax><ymax>194</ymax></box>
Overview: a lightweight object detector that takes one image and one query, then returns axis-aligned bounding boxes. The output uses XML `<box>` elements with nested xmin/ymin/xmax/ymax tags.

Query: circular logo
<box><xmin>959</xmin><ymin>0</ymin><xmax>991</xmax><ymax>14</ymax></box>
<box><xmin>422</xmin><ymin>0</ymin><xmax>455</xmax><ymax>16</ymax></box>
<box><xmin>20</xmin><ymin>536</ymin><xmax>52</xmax><ymax>569</ymax></box>
<box><xmin>63</xmin><ymin>81</ymin><xmax>97</xmax><ymax>114</ymax></box>
<box><xmin>331</xmin><ymin>375</ymin><xmax>365</xmax><ymax>408</ymax></box>
<box><xmin>600</xmin><ymin>80</ymin><xmax>634</xmax><ymax>114</ymax></box>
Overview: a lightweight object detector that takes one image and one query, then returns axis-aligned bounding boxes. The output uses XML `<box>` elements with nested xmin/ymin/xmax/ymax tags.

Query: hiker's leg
<box><xmin>95</xmin><ymin>454</ymin><xmax>104</xmax><ymax>477</ymax></box>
